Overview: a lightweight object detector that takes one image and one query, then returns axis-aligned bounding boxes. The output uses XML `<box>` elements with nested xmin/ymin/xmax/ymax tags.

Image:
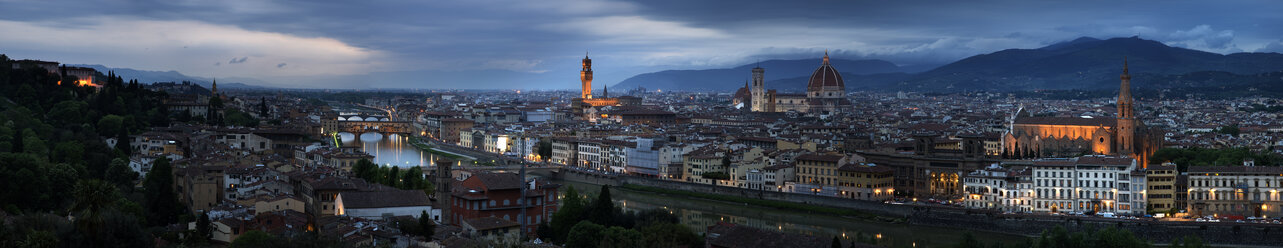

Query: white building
<box><xmin>625</xmin><ymin>137</ymin><xmax>661</xmax><ymax>176</ymax></box>
<box><xmin>1186</xmin><ymin>165</ymin><xmax>1283</xmax><ymax>217</ymax></box>
<box><xmin>335</xmin><ymin>190</ymin><xmax>438</xmax><ymax>220</ymax></box>
<box><xmin>1031</xmin><ymin>156</ymin><xmax>1144</xmax><ymax>215</ymax></box>
<box><xmin>964</xmin><ymin>164</ymin><xmax>1033</xmax><ymax>212</ymax></box>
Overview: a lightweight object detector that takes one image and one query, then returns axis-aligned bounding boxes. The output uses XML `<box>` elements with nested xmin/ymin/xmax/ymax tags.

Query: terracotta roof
<box><xmin>338</xmin><ymin>189</ymin><xmax>430</xmax><ymax>209</ymax></box>
<box><xmin>838</xmin><ymin>164</ymin><xmax>894</xmax><ymax>173</ymax></box>
<box><xmin>806</xmin><ymin>54</ymin><xmax>845</xmax><ymax>92</ymax></box>
<box><xmin>1075</xmin><ymin>156</ymin><xmax>1134</xmax><ymax>166</ymax></box>
<box><xmin>1188</xmin><ymin>166</ymin><xmax>1283</xmax><ymax>174</ymax></box>
<box><xmin>796</xmin><ymin>154</ymin><xmax>843</xmax><ymax>163</ymax></box>
<box><xmin>1014</xmin><ymin>116</ymin><xmax>1116</xmax><ymax>127</ymax></box>
<box><xmin>473</xmin><ymin>172</ymin><xmax>525</xmax><ymax>190</ymax></box>
<box><xmin>463</xmin><ymin>216</ymin><xmax>520</xmax><ymax>231</ymax></box>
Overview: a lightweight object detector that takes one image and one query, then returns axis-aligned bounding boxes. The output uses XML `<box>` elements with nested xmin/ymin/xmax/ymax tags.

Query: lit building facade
<box><xmin>1186</xmin><ymin>165</ymin><xmax>1283</xmax><ymax>218</ymax></box>
<box><xmin>1031</xmin><ymin>156</ymin><xmax>1145</xmax><ymax>215</ymax></box>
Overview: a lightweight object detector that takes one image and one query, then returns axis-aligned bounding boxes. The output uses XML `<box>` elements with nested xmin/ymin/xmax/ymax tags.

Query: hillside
<box><xmin>613</xmin><ymin>36</ymin><xmax>1283</xmax><ymax>93</ymax></box>
<box><xmin>611</xmin><ymin>59</ymin><xmax>908</xmax><ymax>91</ymax></box>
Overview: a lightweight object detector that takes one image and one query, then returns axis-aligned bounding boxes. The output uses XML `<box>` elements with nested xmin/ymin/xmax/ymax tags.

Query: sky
<box><xmin>1</xmin><ymin>0</ymin><xmax>1281</xmax><ymax>89</ymax></box>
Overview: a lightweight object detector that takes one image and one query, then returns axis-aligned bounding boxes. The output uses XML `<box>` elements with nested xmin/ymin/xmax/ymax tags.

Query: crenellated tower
<box><xmin>581</xmin><ymin>54</ymin><xmax>593</xmax><ymax>99</ymax></box>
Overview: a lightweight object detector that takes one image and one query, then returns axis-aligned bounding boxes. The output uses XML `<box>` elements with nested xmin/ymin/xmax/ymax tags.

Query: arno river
<box><xmin>348</xmin><ymin>133</ymin><xmax>1027</xmax><ymax>247</ymax></box>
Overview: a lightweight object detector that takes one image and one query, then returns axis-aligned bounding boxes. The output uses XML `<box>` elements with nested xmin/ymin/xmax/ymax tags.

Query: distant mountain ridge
<box><xmin>611</xmin><ymin>59</ymin><xmax>909</xmax><ymax>92</ymax></box>
<box><xmin>900</xmin><ymin>36</ymin><xmax>1283</xmax><ymax>91</ymax></box>
<box><xmin>613</xmin><ymin>36</ymin><xmax>1283</xmax><ymax>92</ymax></box>
<box><xmin>70</xmin><ymin>64</ymin><xmax>268</xmax><ymax>89</ymax></box>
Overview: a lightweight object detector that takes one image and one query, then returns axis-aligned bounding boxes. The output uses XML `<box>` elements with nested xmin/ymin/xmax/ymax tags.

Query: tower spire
<box><xmin>1123</xmin><ymin>56</ymin><xmax>1129</xmax><ymax>75</ymax></box>
<box><xmin>822</xmin><ymin>49</ymin><xmax>830</xmax><ymax>65</ymax></box>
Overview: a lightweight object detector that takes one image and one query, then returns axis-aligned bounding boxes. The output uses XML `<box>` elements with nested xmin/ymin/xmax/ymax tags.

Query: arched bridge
<box><xmin>336</xmin><ymin>113</ymin><xmax>409</xmax><ymax>134</ymax></box>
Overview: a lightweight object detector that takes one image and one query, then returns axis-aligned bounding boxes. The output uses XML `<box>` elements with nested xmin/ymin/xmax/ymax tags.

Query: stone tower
<box><xmin>751</xmin><ymin>65</ymin><xmax>765</xmax><ymax>112</ymax></box>
<box><xmin>1116</xmin><ymin>58</ymin><xmax>1135</xmax><ymax>156</ymax></box>
<box><xmin>581</xmin><ymin>54</ymin><xmax>593</xmax><ymax>99</ymax></box>
<box><xmin>434</xmin><ymin>158</ymin><xmax>454</xmax><ymax>225</ymax></box>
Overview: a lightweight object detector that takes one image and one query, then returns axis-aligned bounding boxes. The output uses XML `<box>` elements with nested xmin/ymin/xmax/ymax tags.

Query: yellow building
<box><xmin>683</xmin><ymin>148</ymin><xmax>726</xmax><ymax>184</ymax></box>
<box><xmin>1146</xmin><ymin>162</ymin><xmax>1178</xmax><ymax>213</ymax></box>
<box><xmin>796</xmin><ymin>154</ymin><xmax>847</xmax><ymax>186</ymax></box>
<box><xmin>835</xmin><ymin>163</ymin><xmax>895</xmax><ymax>201</ymax></box>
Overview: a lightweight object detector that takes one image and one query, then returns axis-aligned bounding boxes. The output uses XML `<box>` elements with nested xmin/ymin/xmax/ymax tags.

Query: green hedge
<box><xmin>619</xmin><ymin>184</ymin><xmax>896</xmax><ymax>222</ymax></box>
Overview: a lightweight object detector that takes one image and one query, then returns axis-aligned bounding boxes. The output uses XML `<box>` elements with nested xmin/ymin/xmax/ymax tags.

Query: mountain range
<box><xmin>613</xmin><ymin>36</ymin><xmax>1283</xmax><ymax>93</ymax></box>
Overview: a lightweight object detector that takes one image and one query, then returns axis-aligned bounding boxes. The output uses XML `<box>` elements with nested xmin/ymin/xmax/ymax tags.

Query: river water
<box><xmin>339</xmin><ymin>132</ymin><xmax>451</xmax><ymax>168</ymax></box>
<box><xmin>352</xmin><ymin>135</ymin><xmax>1029</xmax><ymax>247</ymax></box>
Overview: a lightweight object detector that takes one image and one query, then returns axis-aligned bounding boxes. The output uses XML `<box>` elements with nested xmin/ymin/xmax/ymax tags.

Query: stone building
<box><xmin>1002</xmin><ymin>60</ymin><xmax>1162</xmax><ymax>167</ymax></box>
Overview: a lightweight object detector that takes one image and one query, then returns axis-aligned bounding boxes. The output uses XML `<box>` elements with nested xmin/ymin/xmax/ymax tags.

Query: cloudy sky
<box><xmin>2</xmin><ymin>0</ymin><xmax>1281</xmax><ymax>89</ymax></box>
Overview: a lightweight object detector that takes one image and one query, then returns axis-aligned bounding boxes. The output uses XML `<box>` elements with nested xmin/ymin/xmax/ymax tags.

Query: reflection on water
<box><xmin>562</xmin><ymin>181</ymin><xmax>1026</xmax><ymax>248</ymax></box>
<box><xmin>340</xmin><ymin>132</ymin><xmax>444</xmax><ymax>168</ymax></box>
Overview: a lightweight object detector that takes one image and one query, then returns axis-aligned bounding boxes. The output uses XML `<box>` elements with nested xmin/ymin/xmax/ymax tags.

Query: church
<box><xmin>1002</xmin><ymin>60</ymin><xmax>1162</xmax><ymax>167</ymax></box>
<box><xmin>733</xmin><ymin>52</ymin><xmax>851</xmax><ymax>114</ymax></box>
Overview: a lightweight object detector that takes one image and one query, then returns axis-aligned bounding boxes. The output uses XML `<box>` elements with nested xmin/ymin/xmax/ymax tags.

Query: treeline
<box><xmin>538</xmin><ymin>185</ymin><xmax>703</xmax><ymax>248</ymax></box>
<box><xmin>350</xmin><ymin>159</ymin><xmax>435</xmax><ymax>192</ymax></box>
<box><xmin>1151</xmin><ymin>147</ymin><xmax>1282</xmax><ymax>171</ymax></box>
<box><xmin>0</xmin><ymin>55</ymin><xmax>189</xmax><ymax>247</ymax></box>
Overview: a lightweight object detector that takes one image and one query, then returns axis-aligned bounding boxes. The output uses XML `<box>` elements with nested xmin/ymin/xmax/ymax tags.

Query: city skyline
<box><xmin>3</xmin><ymin>0</ymin><xmax>1283</xmax><ymax>89</ymax></box>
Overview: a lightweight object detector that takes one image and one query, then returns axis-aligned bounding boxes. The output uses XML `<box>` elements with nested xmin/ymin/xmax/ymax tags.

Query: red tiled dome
<box><xmin>806</xmin><ymin>53</ymin><xmax>844</xmax><ymax>92</ymax></box>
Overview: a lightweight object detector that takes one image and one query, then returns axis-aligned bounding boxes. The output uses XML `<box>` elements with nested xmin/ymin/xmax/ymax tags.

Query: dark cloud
<box><xmin>1259</xmin><ymin>41</ymin><xmax>1283</xmax><ymax>53</ymax></box>
<box><xmin>2</xmin><ymin>0</ymin><xmax>1282</xmax><ymax>89</ymax></box>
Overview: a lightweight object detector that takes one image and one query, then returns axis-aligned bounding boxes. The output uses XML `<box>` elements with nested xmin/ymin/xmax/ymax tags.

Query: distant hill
<box><xmin>898</xmin><ymin>36</ymin><xmax>1283</xmax><ymax>91</ymax></box>
<box><xmin>611</xmin><ymin>59</ymin><xmax>909</xmax><ymax>92</ymax></box>
<box><xmin>614</xmin><ymin>36</ymin><xmax>1283</xmax><ymax>93</ymax></box>
<box><xmin>71</xmin><ymin>64</ymin><xmax>269</xmax><ymax>89</ymax></box>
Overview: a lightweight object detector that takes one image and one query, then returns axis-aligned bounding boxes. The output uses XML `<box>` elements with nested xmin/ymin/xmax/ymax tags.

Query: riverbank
<box><xmin>558</xmin><ymin>172</ymin><xmax>1283</xmax><ymax>247</ymax></box>
<box><xmin>406</xmin><ymin>136</ymin><xmax>470</xmax><ymax>161</ymax></box>
<box><xmin>558</xmin><ymin>180</ymin><xmax>1029</xmax><ymax>248</ymax></box>
<box><xmin>620</xmin><ymin>184</ymin><xmax>897</xmax><ymax>223</ymax></box>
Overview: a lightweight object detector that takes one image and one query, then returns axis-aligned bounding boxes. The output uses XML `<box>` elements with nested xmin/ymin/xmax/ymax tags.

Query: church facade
<box><xmin>734</xmin><ymin>52</ymin><xmax>851</xmax><ymax>114</ymax></box>
<box><xmin>1002</xmin><ymin>60</ymin><xmax>1161</xmax><ymax>167</ymax></box>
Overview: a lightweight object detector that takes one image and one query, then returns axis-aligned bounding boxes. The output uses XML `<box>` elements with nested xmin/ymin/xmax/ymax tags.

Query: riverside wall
<box><xmin>559</xmin><ymin>171</ymin><xmax>1283</xmax><ymax>246</ymax></box>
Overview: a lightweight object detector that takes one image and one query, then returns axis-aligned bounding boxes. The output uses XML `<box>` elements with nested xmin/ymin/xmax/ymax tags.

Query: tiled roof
<box><xmin>473</xmin><ymin>172</ymin><xmax>525</xmax><ymax>190</ymax></box>
<box><xmin>338</xmin><ymin>189</ymin><xmax>430</xmax><ymax>209</ymax></box>
<box><xmin>1014</xmin><ymin>116</ymin><xmax>1116</xmax><ymax>127</ymax></box>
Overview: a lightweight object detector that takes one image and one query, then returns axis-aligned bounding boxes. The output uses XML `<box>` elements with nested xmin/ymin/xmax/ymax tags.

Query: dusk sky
<box><xmin>2</xmin><ymin>0</ymin><xmax>1281</xmax><ymax>89</ymax></box>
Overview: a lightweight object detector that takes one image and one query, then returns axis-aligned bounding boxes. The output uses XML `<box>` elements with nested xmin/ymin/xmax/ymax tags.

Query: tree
<box><xmin>588</xmin><ymin>185</ymin><xmax>615</xmax><ymax>225</ymax></box>
<box><xmin>548</xmin><ymin>185</ymin><xmax>587</xmax><ymax>244</ymax></box>
<box><xmin>105</xmin><ymin>158</ymin><xmax>138</xmax><ymax>191</ymax></box>
<box><xmin>196</xmin><ymin>212</ymin><xmax>212</xmax><ymax>243</ymax></box>
<box><xmin>258</xmin><ymin>97</ymin><xmax>269</xmax><ymax>118</ymax></box>
<box><xmin>115</xmin><ymin>129</ymin><xmax>131</xmax><ymax>155</ymax></box>
<box><xmin>352</xmin><ymin>159</ymin><xmax>377</xmax><ymax>180</ymax></box>
<box><xmin>388</xmin><ymin>166</ymin><xmax>401</xmax><ymax>187</ymax></box>
<box><xmin>419</xmin><ymin>210</ymin><xmax>436</xmax><ymax>238</ymax></box>
<box><xmin>564</xmin><ymin>221</ymin><xmax>606</xmax><ymax>248</ymax></box>
<box><xmin>143</xmin><ymin>157</ymin><xmax>182</xmax><ymax>226</ymax></box>
<box><xmin>228</xmin><ymin>230</ymin><xmax>276</xmax><ymax>248</ymax></box>
<box><xmin>97</xmin><ymin>115</ymin><xmax>125</xmax><ymax>138</ymax></box>
<box><xmin>599</xmin><ymin>226</ymin><xmax>645</xmax><ymax>248</ymax></box>
<box><xmin>10</xmin><ymin>127</ymin><xmax>21</xmax><ymax>153</ymax></box>
<box><xmin>833</xmin><ymin>236</ymin><xmax>843</xmax><ymax>248</ymax></box>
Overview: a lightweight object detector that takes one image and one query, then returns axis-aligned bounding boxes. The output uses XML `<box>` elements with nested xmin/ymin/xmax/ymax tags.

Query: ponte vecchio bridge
<box><xmin>336</xmin><ymin>113</ymin><xmax>411</xmax><ymax>134</ymax></box>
